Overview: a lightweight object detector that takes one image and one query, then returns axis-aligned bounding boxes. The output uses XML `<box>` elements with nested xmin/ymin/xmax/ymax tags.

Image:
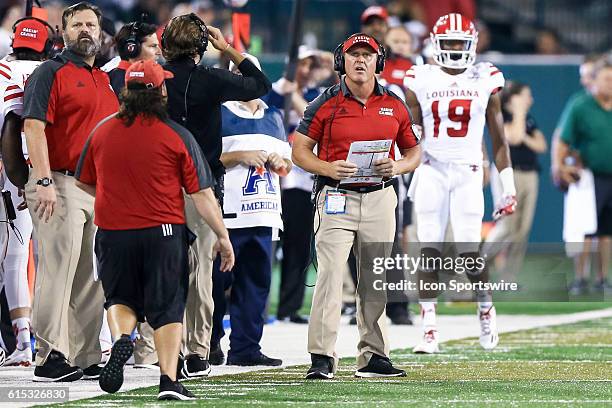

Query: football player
<box><xmin>404</xmin><ymin>13</ymin><xmax>517</xmax><ymax>353</ymax></box>
<box><xmin>0</xmin><ymin>16</ymin><xmax>54</xmax><ymax>366</ymax></box>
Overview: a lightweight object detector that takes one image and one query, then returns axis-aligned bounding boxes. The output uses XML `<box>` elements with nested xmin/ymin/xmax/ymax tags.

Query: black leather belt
<box><xmin>513</xmin><ymin>164</ymin><xmax>538</xmax><ymax>172</ymax></box>
<box><xmin>323</xmin><ymin>177</ymin><xmax>394</xmax><ymax>193</ymax></box>
<box><xmin>54</xmin><ymin>169</ymin><xmax>75</xmax><ymax>176</ymax></box>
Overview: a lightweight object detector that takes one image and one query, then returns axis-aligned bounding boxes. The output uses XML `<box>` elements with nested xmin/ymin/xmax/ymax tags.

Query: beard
<box><xmin>64</xmin><ymin>33</ymin><xmax>101</xmax><ymax>57</ymax></box>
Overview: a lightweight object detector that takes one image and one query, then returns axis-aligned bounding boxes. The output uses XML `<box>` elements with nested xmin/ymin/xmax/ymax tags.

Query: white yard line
<box><xmin>0</xmin><ymin>308</ymin><xmax>610</xmax><ymax>407</ymax></box>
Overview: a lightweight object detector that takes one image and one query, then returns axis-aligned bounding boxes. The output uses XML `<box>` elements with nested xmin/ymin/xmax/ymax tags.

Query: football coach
<box><xmin>292</xmin><ymin>33</ymin><xmax>421</xmax><ymax>379</ymax></box>
<box><xmin>161</xmin><ymin>12</ymin><xmax>271</xmax><ymax>377</ymax></box>
<box><xmin>23</xmin><ymin>1</ymin><xmax>118</xmax><ymax>382</ymax></box>
<box><xmin>75</xmin><ymin>60</ymin><xmax>235</xmax><ymax>401</ymax></box>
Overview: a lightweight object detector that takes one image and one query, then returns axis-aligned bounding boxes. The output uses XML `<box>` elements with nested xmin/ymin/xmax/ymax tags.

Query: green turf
<box><xmin>58</xmin><ymin>317</ymin><xmax>612</xmax><ymax>407</ymax></box>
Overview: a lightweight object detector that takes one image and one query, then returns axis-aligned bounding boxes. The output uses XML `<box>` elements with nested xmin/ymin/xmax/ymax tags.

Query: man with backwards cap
<box><xmin>292</xmin><ymin>33</ymin><xmax>421</xmax><ymax>379</ymax></box>
<box><xmin>75</xmin><ymin>59</ymin><xmax>235</xmax><ymax>400</ymax></box>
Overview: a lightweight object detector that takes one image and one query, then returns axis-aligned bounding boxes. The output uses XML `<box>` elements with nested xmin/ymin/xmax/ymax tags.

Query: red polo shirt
<box><xmin>75</xmin><ymin>114</ymin><xmax>214</xmax><ymax>230</ymax></box>
<box><xmin>23</xmin><ymin>49</ymin><xmax>119</xmax><ymax>172</ymax></box>
<box><xmin>296</xmin><ymin>79</ymin><xmax>419</xmax><ymax>162</ymax></box>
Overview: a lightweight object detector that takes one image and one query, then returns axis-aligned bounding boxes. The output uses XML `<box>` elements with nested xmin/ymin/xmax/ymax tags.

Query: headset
<box><xmin>161</xmin><ymin>13</ymin><xmax>209</xmax><ymax>61</ymax></box>
<box><xmin>118</xmin><ymin>14</ymin><xmax>151</xmax><ymax>60</ymax></box>
<box><xmin>333</xmin><ymin>33</ymin><xmax>386</xmax><ymax>75</ymax></box>
<box><xmin>11</xmin><ymin>17</ymin><xmax>57</xmax><ymax>57</ymax></box>
<box><xmin>118</xmin><ymin>22</ymin><xmax>142</xmax><ymax>60</ymax></box>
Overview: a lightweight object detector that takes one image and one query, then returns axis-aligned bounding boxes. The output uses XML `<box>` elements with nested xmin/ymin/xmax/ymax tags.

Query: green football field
<box><xmin>58</xmin><ymin>316</ymin><xmax>612</xmax><ymax>407</ymax></box>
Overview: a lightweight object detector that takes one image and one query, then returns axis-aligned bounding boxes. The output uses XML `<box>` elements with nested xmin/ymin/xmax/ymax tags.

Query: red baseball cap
<box><xmin>125</xmin><ymin>60</ymin><xmax>174</xmax><ymax>89</ymax></box>
<box><xmin>360</xmin><ymin>6</ymin><xmax>388</xmax><ymax>24</ymax></box>
<box><xmin>12</xmin><ymin>18</ymin><xmax>49</xmax><ymax>53</ymax></box>
<box><xmin>342</xmin><ymin>33</ymin><xmax>380</xmax><ymax>53</ymax></box>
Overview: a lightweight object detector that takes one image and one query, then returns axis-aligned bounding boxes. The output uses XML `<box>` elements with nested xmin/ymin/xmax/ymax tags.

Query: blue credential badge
<box><xmin>324</xmin><ymin>190</ymin><xmax>347</xmax><ymax>214</ymax></box>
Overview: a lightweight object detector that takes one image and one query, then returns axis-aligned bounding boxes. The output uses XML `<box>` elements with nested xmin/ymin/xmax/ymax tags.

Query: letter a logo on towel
<box><xmin>243</xmin><ymin>165</ymin><xmax>276</xmax><ymax>195</ymax></box>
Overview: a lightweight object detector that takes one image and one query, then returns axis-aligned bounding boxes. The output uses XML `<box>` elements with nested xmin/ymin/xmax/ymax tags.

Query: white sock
<box><xmin>420</xmin><ymin>301</ymin><xmax>437</xmax><ymax>332</ymax></box>
<box><xmin>12</xmin><ymin>317</ymin><xmax>31</xmax><ymax>350</ymax></box>
<box><xmin>478</xmin><ymin>301</ymin><xmax>493</xmax><ymax>312</ymax></box>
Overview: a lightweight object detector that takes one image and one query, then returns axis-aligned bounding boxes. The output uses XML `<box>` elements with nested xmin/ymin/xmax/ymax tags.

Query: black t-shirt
<box><xmin>163</xmin><ymin>57</ymin><xmax>271</xmax><ymax>179</ymax></box>
<box><xmin>503</xmin><ymin>110</ymin><xmax>540</xmax><ymax>171</ymax></box>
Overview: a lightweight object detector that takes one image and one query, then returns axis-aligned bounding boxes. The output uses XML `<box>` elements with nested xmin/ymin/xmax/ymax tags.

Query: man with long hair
<box><xmin>75</xmin><ymin>59</ymin><xmax>234</xmax><ymax>401</ymax></box>
<box><xmin>161</xmin><ymin>12</ymin><xmax>271</xmax><ymax>377</ymax></box>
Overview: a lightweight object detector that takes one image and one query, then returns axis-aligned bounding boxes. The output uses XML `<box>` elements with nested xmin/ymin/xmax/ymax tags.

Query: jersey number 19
<box><xmin>432</xmin><ymin>99</ymin><xmax>472</xmax><ymax>138</ymax></box>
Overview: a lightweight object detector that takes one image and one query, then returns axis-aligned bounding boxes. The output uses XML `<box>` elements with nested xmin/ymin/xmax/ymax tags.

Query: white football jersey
<box><xmin>404</xmin><ymin>62</ymin><xmax>504</xmax><ymax>164</ymax></box>
<box><xmin>0</xmin><ymin>56</ymin><xmax>43</xmax><ymax>157</ymax></box>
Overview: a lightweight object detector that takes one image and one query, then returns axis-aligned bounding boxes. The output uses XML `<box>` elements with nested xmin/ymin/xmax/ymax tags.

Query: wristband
<box><xmin>499</xmin><ymin>167</ymin><xmax>516</xmax><ymax>196</ymax></box>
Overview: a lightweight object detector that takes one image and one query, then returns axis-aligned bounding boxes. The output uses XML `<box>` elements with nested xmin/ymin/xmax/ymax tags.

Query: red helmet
<box><xmin>430</xmin><ymin>13</ymin><xmax>478</xmax><ymax>69</ymax></box>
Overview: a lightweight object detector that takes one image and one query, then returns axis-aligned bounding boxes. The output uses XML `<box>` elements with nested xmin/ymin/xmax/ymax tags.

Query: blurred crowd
<box><xmin>0</xmin><ymin>0</ymin><xmax>578</xmax><ymax>64</ymax></box>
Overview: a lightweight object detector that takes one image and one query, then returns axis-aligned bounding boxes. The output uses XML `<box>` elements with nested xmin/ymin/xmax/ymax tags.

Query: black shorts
<box><xmin>594</xmin><ymin>173</ymin><xmax>612</xmax><ymax>236</ymax></box>
<box><xmin>95</xmin><ymin>224</ymin><xmax>189</xmax><ymax>330</ymax></box>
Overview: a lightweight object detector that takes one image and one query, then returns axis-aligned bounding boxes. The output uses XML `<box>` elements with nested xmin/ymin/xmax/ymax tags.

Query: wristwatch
<box><xmin>36</xmin><ymin>177</ymin><xmax>53</xmax><ymax>187</ymax></box>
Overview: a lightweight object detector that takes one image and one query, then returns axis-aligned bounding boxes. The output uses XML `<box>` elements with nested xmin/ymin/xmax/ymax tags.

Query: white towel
<box><xmin>563</xmin><ymin>169</ymin><xmax>597</xmax><ymax>255</ymax></box>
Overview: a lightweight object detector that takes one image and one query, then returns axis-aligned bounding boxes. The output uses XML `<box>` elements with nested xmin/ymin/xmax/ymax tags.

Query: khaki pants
<box><xmin>485</xmin><ymin>170</ymin><xmax>539</xmax><ymax>276</ymax></box>
<box><xmin>182</xmin><ymin>194</ymin><xmax>216</xmax><ymax>358</ymax></box>
<box><xmin>26</xmin><ymin>172</ymin><xmax>104</xmax><ymax>367</ymax></box>
<box><xmin>133</xmin><ymin>322</ymin><xmax>157</xmax><ymax>364</ymax></box>
<box><xmin>308</xmin><ymin>185</ymin><xmax>396</xmax><ymax>371</ymax></box>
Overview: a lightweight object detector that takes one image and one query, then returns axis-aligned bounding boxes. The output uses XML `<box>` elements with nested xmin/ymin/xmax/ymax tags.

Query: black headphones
<box><xmin>118</xmin><ymin>22</ymin><xmax>142</xmax><ymax>60</ymax></box>
<box><xmin>161</xmin><ymin>13</ymin><xmax>209</xmax><ymax>60</ymax></box>
<box><xmin>11</xmin><ymin>17</ymin><xmax>57</xmax><ymax>57</ymax></box>
<box><xmin>333</xmin><ymin>33</ymin><xmax>386</xmax><ymax>75</ymax></box>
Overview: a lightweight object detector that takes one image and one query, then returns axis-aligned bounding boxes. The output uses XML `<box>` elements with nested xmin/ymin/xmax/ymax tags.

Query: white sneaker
<box><xmin>4</xmin><ymin>346</ymin><xmax>32</xmax><ymax>367</ymax></box>
<box><xmin>479</xmin><ymin>306</ymin><xmax>499</xmax><ymax>350</ymax></box>
<box><xmin>412</xmin><ymin>330</ymin><xmax>440</xmax><ymax>354</ymax></box>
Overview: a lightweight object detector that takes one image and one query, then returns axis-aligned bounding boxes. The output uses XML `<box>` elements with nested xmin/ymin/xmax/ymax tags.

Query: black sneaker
<box><xmin>33</xmin><ymin>351</ymin><xmax>83</xmax><ymax>382</ymax></box>
<box><xmin>289</xmin><ymin>314</ymin><xmax>309</xmax><ymax>324</ymax></box>
<box><xmin>355</xmin><ymin>354</ymin><xmax>406</xmax><ymax>378</ymax></box>
<box><xmin>593</xmin><ymin>279</ymin><xmax>612</xmax><ymax>292</ymax></box>
<box><xmin>209</xmin><ymin>345</ymin><xmax>225</xmax><ymax>366</ymax></box>
<box><xmin>341</xmin><ymin>302</ymin><xmax>356</xmax><ymax>316</ymax></box>
<box><xmin>389</xmin><ymin>313</ymin><xmax>413</xmax><ymax>326</ymax></box>
<box><xmin>569</xmin><ymin>278</ymin><xmax>588</xmax><ymax>295</ymax></box>
<box><xmin>305</xmin><ymin>354</ymin><xmax>334</xmax><ymax>379</ymax></box>
<box><xmin>278</xmin><ymin>314</ymin><xmax>309</xmax><ymax>324</ymax></box>
<box><xmin>158</xmin><ymin>375</ymin><xmax>196</xmax><ymax>400</ymax></box>
<box><xmin>182</xmin><ymin>354</ymin><xmax>211</xmax><ymax>378</ymax></box>
<box><xmin>82</xmin><ymin>363</ymin><xmax>103</xmax><ymax>380</ymax></box>
<box><xmin>176</xmin><ymin>352</ymin><xmax>185</xmax><ymax>380</ymax></box>
<box><xmin>226</xmin><ymin>351</ymin><xmax>282</xmax><ymax>366</ymax></box>
<box><xmin>99</xmin><ymin>334</ymin><xmax>133</xmax><ymax>393</ymax></box>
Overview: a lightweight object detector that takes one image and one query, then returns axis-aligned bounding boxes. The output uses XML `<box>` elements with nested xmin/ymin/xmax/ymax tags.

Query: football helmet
<box><xmin>431</xmin><ymin>13</ymin><xmax>478</xmax><ymax>69</ymax></box>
